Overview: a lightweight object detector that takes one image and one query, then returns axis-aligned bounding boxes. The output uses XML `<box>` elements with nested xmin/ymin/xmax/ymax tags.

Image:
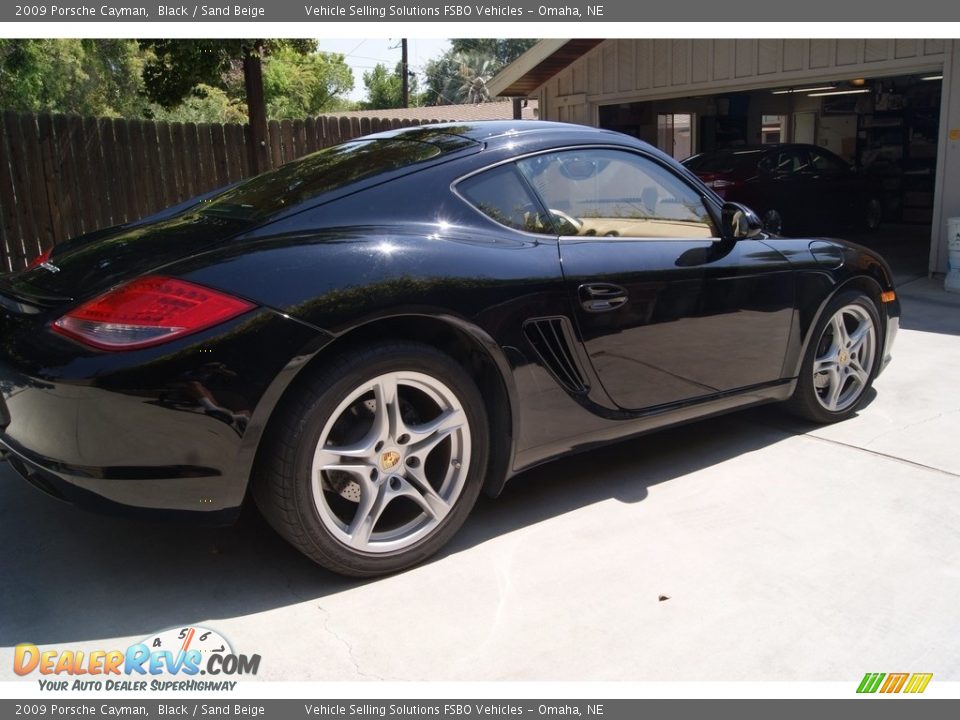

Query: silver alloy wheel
<box><xmin>311</xmin><ymin>371</ymin><xmax>471</xmax><ymax>553</ymax></box>
<box><xmin>812</xmin><ymin>304</ymin><xmax>877</xmax><ymax>413</ymax></box>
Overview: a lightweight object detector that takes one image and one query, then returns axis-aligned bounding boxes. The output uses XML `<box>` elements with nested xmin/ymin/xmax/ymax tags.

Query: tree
<box><xmin>423</xmin><ymin>53</ymin><xmax>460</xmax><ymax>106</ymax></box>
<box><xmin>362</xmin><ymin>62</ymin><xmax>420</xmax><ymax>110</ymax></box>
<box><xmin>452</xmin><ymin>53</ymin><xmax>497</xmax><ymax>104</ymax></box>
<box><xmin>138</xmin><ymin>39</ymin><xmax>315</xmax><ymax>172</ymax></box>
<box><xmin>0</xmin><ymin>39</ymin><xmax>147</xmax><ymax>117</ymax></box>
<box><xmin>449</xmin><ymin>39</ymin><xmax>538</xmax><ymax>68</ymax></box>
<box><xmin>422</xmin><ymin>39</ymin><xmax>537</xmax><ymax>106</ymax></box>
<box><xmin>263</xmin><ymin>46</ymin><xmax>354</xmax><ymax>118</ymax></box>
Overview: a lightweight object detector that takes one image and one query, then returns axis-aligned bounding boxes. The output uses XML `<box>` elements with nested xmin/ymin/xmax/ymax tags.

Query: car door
<box><xmin>806</xmin><ymin>147</ymin><xmax>861</xmax><ymax>225</ymax></box>
<box><xmin>757</xmin><ymin>148</ymin><xmax>819</xmax><ymax>232</ymax></box>
<box><xmin>516</xmin><ymin>147</ymin><xmax>795</xmax><ymax>412</ymax></box>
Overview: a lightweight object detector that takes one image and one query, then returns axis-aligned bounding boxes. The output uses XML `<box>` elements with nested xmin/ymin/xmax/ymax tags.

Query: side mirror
<box><xmin>721</xmin><ymin>202</ymin><xmax>764</xmax><ymax>240</ymax></box>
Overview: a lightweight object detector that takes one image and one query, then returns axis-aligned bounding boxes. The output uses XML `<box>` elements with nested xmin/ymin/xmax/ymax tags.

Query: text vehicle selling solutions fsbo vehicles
<box><xmin>0</xmin><ymin>122</ymin><xmax>899</xmax><ymax>576</ymax></box>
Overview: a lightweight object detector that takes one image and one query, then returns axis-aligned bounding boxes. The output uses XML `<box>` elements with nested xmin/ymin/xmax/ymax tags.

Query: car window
<box><xmin>808</xmin><ymin>148</ymin><xmax>850</xmax><ymax>173</ymax></box>
<box><xmin>199</xmin><ymin>137</ymin><xmax>469</xmax><ymax>222</ymax></box>
<box><xmin>517</xmin><ymin>149</ymin><xmax>717</xmax><ymax>239</ymax></box>
<box><xmin>760</xmin><ymin>150</ymin><xmax>805</xmax><ymax>175</ymax></box>
<box><xmin>457</xmin><ymin>165</ymin><xmax>553</xmax><ymax>234</ymax></box>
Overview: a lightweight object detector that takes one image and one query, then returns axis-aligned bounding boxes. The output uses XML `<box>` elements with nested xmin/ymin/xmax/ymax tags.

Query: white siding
<box><xmin>539</xmin><ymin>39</ymin><xmax>947</xmax><ymax>118</ymax></box>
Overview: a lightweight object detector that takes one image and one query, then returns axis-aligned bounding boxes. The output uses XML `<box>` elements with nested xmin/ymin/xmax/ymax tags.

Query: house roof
<box><xmin>325</xmin><ymin>99</ymin><xmax>538</xmax><ymax>122</ymax></box>
<box><xmin>487</xmin><ymin>39</ymin><xmax>604</xmax><ymax>97</ymax></box>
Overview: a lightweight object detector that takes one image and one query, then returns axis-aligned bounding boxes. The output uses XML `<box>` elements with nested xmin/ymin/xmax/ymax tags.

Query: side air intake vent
<box><xmin>523</xmin><ymin>317</ymin><xmax>589</xmax><ymax>394</ymax></box>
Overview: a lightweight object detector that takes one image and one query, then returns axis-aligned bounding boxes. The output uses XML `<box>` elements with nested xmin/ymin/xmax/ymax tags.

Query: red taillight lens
<box><xmin>52</xmin><ymin>276</ymin><xmax>255</xmax><ymax>351</ymax></box>
<box><xmin>28</xmin><ymin>248</ymin><xmax>52</xmax><ymax>269</ymax></box>
<box><xmin>698</xmin><ymin>173</ymin><xmax>740</xmax><ymax>198</ymax></box>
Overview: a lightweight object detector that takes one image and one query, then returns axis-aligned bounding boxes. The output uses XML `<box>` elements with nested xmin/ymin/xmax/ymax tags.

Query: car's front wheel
<box><xmin>786</xmin><ymin>290</ymin><xmax>881</xmax><ymax>423</ymax></box>
<box><xmin>254</xmin><ymin>341</ymin><xmax>489</xmax><ymax>577</ymax></box>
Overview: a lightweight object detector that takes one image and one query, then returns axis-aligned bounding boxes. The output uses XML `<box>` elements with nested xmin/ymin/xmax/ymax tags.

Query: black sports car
<box><xmin>0</xmin><ymin>121</ymin><xmax>899</xmax><ymax>576</ymax></box>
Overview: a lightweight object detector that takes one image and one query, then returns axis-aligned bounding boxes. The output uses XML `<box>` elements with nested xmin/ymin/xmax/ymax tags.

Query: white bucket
<box><xmin>946</xmin><ymin>217</ymin><xmax>960</xmax><ymax>293</ymax></box>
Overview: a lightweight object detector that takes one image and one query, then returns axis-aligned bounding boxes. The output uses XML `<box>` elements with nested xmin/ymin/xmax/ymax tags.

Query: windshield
<box><xmin>199</xmin><ymin>137</ymin><xmax>462</xmax><ymax>221</ymax></box>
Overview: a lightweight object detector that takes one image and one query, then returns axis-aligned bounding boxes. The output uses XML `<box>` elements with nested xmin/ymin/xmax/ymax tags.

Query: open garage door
<box><xmin>598</xmin><ymin>72</ymin><xmax>943</xmax><ymax>282</ymax></box>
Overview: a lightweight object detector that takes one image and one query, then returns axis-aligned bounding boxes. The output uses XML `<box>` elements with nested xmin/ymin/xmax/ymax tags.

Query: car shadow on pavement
<box><xmin>0</xmin><ymin>406</ymin><xmax>796</xmax><ymax>648</ymax></box>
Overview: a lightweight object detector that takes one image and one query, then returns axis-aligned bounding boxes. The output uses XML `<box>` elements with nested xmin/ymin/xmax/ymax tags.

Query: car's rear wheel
<box><xmin>786</xmin><ymin>290</ymin><xmax>881</xmax><ymax>423</ymax></box>
<box><xmin>254</xmin><ymin>341</ymin><xmax>489</xmax><ymax>577</ymax></box>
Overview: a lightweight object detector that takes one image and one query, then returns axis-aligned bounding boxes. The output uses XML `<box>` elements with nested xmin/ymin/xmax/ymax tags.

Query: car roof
<box><xmin>365</xmin><ymin>120</ymin><xmax>639</xmax><ymax>149</ymax></box>
<box><xmin>695</xmin><ymin>143</ymin><xmax>836</xmax><ymax>155</ymax></box>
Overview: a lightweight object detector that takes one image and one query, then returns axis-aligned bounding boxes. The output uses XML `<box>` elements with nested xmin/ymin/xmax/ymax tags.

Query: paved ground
<box><xmin>2</xmin><ymin>274</ymin><xmax>958</xmax><ymax>683</ymax></box>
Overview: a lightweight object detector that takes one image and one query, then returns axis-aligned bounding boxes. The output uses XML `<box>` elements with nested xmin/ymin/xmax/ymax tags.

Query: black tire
<box><xmin>785</xmin><ymin>290</ymin><xmax>883</xmax><ymax>424</ymax></box>
<box><xmin>253</xmin><ymin>341</ymin><xmax>489</xmax><ymax>577</ymax></box>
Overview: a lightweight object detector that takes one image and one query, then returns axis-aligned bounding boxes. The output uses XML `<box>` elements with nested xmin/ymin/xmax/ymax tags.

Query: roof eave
<box><xmin>488</xmin><ymin>39</ymin><xmax>604</xmax><ymax>97</ymax></box>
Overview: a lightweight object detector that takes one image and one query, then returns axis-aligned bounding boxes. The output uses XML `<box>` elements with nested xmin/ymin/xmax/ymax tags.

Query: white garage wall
<box><xmin>538</xmin><ymin>39</ymin><xmax>947</xmax><ymax>113</ymax></box>
<box><xmin>932</xmin><ymin>40</ymin><xmax>960</xmax><ymax>274</ymax></box>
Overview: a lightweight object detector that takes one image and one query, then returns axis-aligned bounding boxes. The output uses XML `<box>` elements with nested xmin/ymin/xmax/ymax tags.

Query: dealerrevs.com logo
<box><xmin>14</xmin><ymin>626</ymin><xmax>260</xmax><ymax>692</ymax></box>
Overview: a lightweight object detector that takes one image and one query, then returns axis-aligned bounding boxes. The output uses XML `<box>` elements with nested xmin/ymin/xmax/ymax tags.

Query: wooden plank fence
<box><xmin>0</xmin><ymin>112</ymin><xmax>445</xmax><ymax>271</ymax></box>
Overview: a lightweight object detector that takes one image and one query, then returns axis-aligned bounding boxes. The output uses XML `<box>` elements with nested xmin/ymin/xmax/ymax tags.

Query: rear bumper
<box><xmin>0</xmin><ymin>432</ymin><xmax>239</xmax><ymax>525</ymax></box>
<box><xmin>0</xmin><ymin>306</ymin><xmax>330</xmax><ymax>521</ymax></box>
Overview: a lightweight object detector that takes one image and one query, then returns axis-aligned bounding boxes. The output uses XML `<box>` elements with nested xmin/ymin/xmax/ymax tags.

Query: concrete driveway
<box><xmin>1</xmin><ymin>277</ymin><xmax>958</xmax><ymax>682</ymax></box>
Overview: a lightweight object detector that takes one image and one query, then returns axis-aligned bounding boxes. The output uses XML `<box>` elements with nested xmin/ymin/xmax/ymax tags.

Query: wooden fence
<box><xmin>0</xmin><ymin>111</ymin><xmax>442</xmax><ymax>271</ymax></box>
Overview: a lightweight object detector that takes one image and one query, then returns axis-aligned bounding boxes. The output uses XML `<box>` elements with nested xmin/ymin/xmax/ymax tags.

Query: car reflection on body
<box><xmin>0</xmin><ymin>122</ymin><xmax>899</xmax><ymax>576</ymax></box>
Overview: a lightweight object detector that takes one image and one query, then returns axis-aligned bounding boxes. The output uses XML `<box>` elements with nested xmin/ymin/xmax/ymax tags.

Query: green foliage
<box><xmin>139</xmin><ymin>39</ymin><xmax>353</xmax><ymax>121</ymax></box>
<box><xmin>0</xmin><ymin>39</ymin><xmax>147</xmax><ymax>117</ymax></box>
<box><xmin>138</xmin><ymin>39</ymin><xmax>316</xmax><ymax>110</ymax></box>
<box><xmin>148</xmin><ymin>84</ymin><xmax>247</xmax><ymax>124</ymax></box>
<box><xmin>423</xmin><ymin>39</ymin><xmax>537</xmax><ymax>106</ymax></box>
<box><xmin>361</xmin><ymin>62</ymin><xmax>421</xmax><ymax>110</ymax></box>
<box><xmin>449</xmin><ymin>39</ymin><xmax>538</xmax><ymax>68</ymax></box>
<box><xmin>263</xmin><ymin>46</ymin><xmax>354</xmax><ymax>118</ymax></box>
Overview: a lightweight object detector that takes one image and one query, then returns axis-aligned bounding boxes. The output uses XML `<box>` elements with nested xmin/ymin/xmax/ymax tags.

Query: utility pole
<box><xmin>401</xmin><ymin>38</ymin><xmax>409</xmax><ymax>108</ymax></box>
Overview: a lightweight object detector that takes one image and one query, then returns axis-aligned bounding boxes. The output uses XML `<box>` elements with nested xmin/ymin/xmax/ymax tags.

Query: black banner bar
<box><xmin>2</xmin><ymin>699</ymin><xmax>960</xmax><ymax>720</ymax></box>
<box><xmin>4</xmin><ymin>0</ymin><xmax>960</xmax><ymax>22</ymax></box>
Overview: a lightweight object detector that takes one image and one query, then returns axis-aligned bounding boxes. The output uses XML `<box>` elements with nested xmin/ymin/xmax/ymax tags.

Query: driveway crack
<box><xmin>316</xmin><ymin>603</ymin><xmax>387</xmax><ymax>681</ymax></box>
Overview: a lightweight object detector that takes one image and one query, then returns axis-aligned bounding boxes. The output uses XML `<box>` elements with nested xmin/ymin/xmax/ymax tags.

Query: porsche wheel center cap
<box><xmin>380</xmin><ymin>449</ymin><xmax>402</xmax><ymax>472</ymax></box>
<box><xmin>838</xmin><ymin>350</ymin><xmax>850</xmax><ymax>365</ymax></box>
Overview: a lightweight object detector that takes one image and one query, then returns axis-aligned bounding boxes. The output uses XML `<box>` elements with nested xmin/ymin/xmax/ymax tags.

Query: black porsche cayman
<box><xmin>0</xmin><ymin>121</ymin><xmax>899</xmax><ymax>576</ymax></box>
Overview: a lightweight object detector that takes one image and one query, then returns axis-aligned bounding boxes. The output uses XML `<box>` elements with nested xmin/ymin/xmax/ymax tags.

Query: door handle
<box><xmin>579</xmin><ymin>283</ymin><xmax>628</xmax><ymax>313</ymax></box>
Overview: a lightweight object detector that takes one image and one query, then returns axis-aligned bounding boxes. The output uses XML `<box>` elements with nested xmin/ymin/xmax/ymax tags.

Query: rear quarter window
<box><xmin>199</xmin><ymin>138</ymin><xmax>457</xmax><ymax>222</ymax></box>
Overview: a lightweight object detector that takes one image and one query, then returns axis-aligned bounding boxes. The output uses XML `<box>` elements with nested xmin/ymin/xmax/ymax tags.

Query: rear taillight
<box><xmin>698</xmin><ymin>173</ymin><xmax>741</xmax><ymax>198</ymax></box>
<box><xmin>52</xmin><ymin>276</ymin><xmax>255</xmax><ymax>351</ymax></box>
<box><xmin>28</xmin><ymin>248</ymin><xmax>52</xmax><ymax>269</ymax></box>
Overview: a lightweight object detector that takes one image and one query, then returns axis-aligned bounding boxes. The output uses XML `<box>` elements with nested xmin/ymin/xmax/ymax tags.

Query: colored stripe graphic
<box><xmin>904</xmin><ymin>674</ymin><xmax>933</xmax><ymax>694</ymax></box>
<box><xmin>857</xmin><ymin>672</ymin><xmax>932</xmax><ymax>694</ymax></box>
<box><xmin>880</xmin><ymin>673</ymin><xmax>909</xmax><ymax>693</ymax></box>
<box><xmin>857</xmin><ymin>673</ymin><xmax>886</xmax><ymax>693</ymax></box>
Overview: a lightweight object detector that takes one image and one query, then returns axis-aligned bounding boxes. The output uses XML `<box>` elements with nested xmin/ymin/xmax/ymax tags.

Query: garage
<box><xmin>489</xmin><ymin>39</ymin><xmax>960</xmax><ymax>281</ymax></box>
